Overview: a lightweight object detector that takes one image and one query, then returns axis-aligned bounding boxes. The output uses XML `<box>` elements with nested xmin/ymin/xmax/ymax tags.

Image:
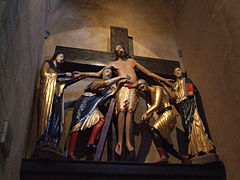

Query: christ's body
<box><xmin>76</xmin><ymin>45</ymin><xmax>172</xmax><ymax>157</ymax></box>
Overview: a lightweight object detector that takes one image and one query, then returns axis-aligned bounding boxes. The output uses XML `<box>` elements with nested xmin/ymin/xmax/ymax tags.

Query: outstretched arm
<box><xmin>142</xmin><ymin>86</ymin><xmax>162</xmax><ymax>121</ymax></box>
<box><xmin>73</xmin><ymin>62</ymin><xmax>114</xmax><ymax>78</ymax></box>
<box><xmin>73</xmin><ymin>71</ymin><xmax>102</xmax><ymax>78</ymax></box>
<box><xmin>105</xmin><ymin>75</ymin><xmax>130</xmax><ymax>86</ymax></box>
<box><xmin>92</xmin><ymin>75</ymin><xmax>130</xmax><ymax>91</ymax></box>
<box><xmin>134</xmin><ymin>59</ymin><xmax>174</xmax><ymax>86</ymax></box>
<box><xmin>159</xmin><ymin>81</ymin><xmax>176</xmax><ymax>100</ymax></box>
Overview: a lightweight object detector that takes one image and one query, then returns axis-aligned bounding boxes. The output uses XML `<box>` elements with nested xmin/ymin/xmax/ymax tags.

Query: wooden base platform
<box><xmin>21</xmin><ymin>159</ymin><xmax>226</xmax><ymax>180</ymax></box>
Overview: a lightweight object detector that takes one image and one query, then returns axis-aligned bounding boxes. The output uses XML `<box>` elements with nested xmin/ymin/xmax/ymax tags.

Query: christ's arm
<box><xmin>160</xmin><ymin>82</ymin><xmax>177</xmax><ymax>100</ymax></box>
<box><xmin>133</xmin><ymin>59</ymin><xmax>173</xmax><ymax>86</ymax></box>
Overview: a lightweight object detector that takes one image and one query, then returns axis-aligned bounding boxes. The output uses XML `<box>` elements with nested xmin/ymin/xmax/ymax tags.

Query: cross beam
<box><xmin>56</xmin><ymin>46</ymin><xmax>179</xmax><ymax>78</ymax></box>
<box><xmin>56</xmin><ymin>26</ymin><xmax>179</xmax><ymax>78</ymax></box>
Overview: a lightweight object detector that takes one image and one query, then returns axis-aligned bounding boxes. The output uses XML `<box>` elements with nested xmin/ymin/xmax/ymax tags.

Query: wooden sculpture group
<box><xmin>33</xmin><ymin>45</ymin><xmax>216</xmax><ymax>164</ymax></box>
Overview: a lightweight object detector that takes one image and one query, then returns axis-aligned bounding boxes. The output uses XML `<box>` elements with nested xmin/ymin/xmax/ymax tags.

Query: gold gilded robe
<box><xmin>173</xmin><ymin>78</ymin><xmax>214</xmax><ymax>156</ymax></box>
<box><xmin>145</xmin><ymin>86</ymin><xmax>176</xmax><ymax>144</ymax></box>
<box><xmin>38</xmin><ymin>61</ymin><xmax>58</xmax><ymax>137</ymax></box>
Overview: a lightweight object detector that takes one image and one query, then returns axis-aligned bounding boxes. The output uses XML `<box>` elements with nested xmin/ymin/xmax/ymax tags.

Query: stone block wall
<box><xmin>166</xmin><ymin>1</ymin><xmax>240</xmax><ymax>179</ymax></box>
<box><xmin>0</xmin><ymin>1</ymin><xmax>62</xmax><ymax>179</ymax></box>
<box><xmin>42</xmin><ymin>0</ymin><xmax>181</xmax><ymax>61</ymax></box>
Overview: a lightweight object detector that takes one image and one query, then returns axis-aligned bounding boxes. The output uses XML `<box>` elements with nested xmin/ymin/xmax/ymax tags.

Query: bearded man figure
<box><xmin>136</xmin><ymin>79</ymin><xmax>190</xmax><ymax>164</ymax></box>
<box><xmin>68</xmin><ymin>68</ymin><xmax>129</xmax><ymax>159</ymax></box>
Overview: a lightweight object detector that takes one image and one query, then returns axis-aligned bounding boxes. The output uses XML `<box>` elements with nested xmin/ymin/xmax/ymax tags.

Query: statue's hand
<box><xmin>125</xmin><ymin>74</ymin><xmax>131</xmax><ymax>80</ymax></box>
<box><xmin>186</xmin><ymin>91</ymin><xmax>194</xmax><ymax>97</ymax></box>
<box><xmin>141</xmin><ymin>113</ymin><xmax>148</xmax><ymax>122</ymax></box>
<box><xmin>158</xmin><ymin>81</ymin><xmax>165</xmax><ymax>86</ymax></box>
<box><xmin>120</xmin><ymin>74</ymin><xmax>130</xmax><ymax>80</ymax></box>
<box><xmin>165</xmin><ymin>78</ymin><xmax>174</xmax><ymax>84</ymax></box>
<box><xmin>154</xmin><ymin>77</ymin><xmax>172</xmax><ymax>86</ymax></box>
<box><xmin>72</xmin><ymin>71</ymin><xmax>85</xmax><ymax>78</ymax></box>
<box><xmin>65</xmin><ymin>72</ymin><xmax>72</xmax><ymax>77</ymax></box>
<box><xmin>119</xmin><ymin>75</ymin><xmax>131</xmax><ymax>84</ymax></box>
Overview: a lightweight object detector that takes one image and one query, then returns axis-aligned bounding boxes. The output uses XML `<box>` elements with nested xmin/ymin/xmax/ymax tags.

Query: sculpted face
<box><xmin>138</xmin><ymin>83</ymin><xmax>148</xmax><ymax>92</ymax></box>
<box><xmin>174</xmin><ymin>67</ymin><xmax>183</xmax><ymax>78</ymax></box>
<box><xmin>102</xmin><ymin>68</ymin><xmax>112</xmax><ymax>80</ymax></box>
<box><xmin>115</xmin><ymin>45</ymin><xmax>125</xmax><ymax>57</ymax></box>
<box><xmin>137</xmin><ymin>79</ymin><xmax>148</xmax><ymax>92</ymax></box>
<box><xmin>56</xmin><ymin>53</ymin><xmax>64</xmax><ymax>64</ymax></box>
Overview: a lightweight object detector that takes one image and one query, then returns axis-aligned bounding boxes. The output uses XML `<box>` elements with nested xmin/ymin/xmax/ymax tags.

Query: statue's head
<box><xmin>173</xmin><ymin>67</ymin><xmax>183</xmax><ymax>78</ymax></box>
<box><xmin>137</xmin><ymin>79</ymin><xmax>148</xmax><ymax>92</ymax></box>
<box><xmin>114</xmin><ymin>45</ymin><xmax>129</xmax><ymax>60</ymax></box>
<box><xmin>51</xmin><ymin>51</ymin><xmax>65</xmax><ymax>65</ymax></box>
<box><xmin>102</xmin><ymin>67</ymin><xmax>113</xmax><ymax>80</ymax></box>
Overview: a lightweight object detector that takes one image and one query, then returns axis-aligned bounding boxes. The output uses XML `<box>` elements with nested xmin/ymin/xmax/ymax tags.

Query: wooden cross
<box><xmin>57</xmin><ymin>26</ymin><xmax>179</xmax><ymax>78</ymax></box>
<box><xmin>56</xmin><ymin>26</ymin><xmax>179</xmax><ymax>161</ymax></box>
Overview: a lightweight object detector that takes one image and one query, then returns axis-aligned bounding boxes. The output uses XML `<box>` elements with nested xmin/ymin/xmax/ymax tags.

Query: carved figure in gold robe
<box><xmin>74</xmin><ymin>45</ymin><xmax>173</xmax><ymax>159</ymax></box>
<box><xmin>137</xmin><ymin>79</ymin><xmax>190</xmax><ymax>164</ymax></box>
<box><xmin>160</xmin><ymin>67</ymin><xmax>215</xmax><ymax>156</ymax></box>
<box><xmin>37</xmin><ymin>51</ymin><xmax>77</xmax><ymax>150</ymax></box>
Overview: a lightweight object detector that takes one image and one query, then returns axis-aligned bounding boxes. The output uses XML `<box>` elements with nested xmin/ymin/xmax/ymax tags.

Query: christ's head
<box><xmin>114</xmin><ymin>45</ymin><xmax>129</xmax><ymax>60</ymax></box>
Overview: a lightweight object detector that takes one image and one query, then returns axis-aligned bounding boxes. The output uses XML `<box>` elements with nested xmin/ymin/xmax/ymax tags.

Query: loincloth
<box><xmin>153</xmin><ymin>108</ymin><xmax>176</xmax><ymax>144</ymax></box>
<box><xmin>115</xmin><ymin>84</ymin><xmax>139</xmax><ymax>114</ymax></box>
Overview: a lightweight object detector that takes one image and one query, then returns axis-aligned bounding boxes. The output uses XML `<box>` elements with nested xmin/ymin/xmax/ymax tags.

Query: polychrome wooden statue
<box><xmin>160</xmin><ymin>67</ymin><xmax>215</xmax><ymax>157</ymax></box>
<box><xmin>136</xmin><ymin>79</ymin><xmax>190</xmax><ymax>164</ymax></box>
<box><xmin>37</xmin><ymin>51</ymin><xmax>78</xmax><ymax>151</ymax></box>
<box><xmin>74</xmin><ymin>45</ymin><xmax>173</xmax><ymax>159</ymax></box>
<box><xmin>68</xmin><ymin>68</ymin><xmax>129</xmax><ymax>159</ymax></box>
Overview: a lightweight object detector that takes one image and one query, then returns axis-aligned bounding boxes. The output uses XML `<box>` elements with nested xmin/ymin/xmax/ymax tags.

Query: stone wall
<box><xmin>0</xmin><ymin>1</ymin><xmax>62</xmax><ymax>179</ymax></box>
<box><xmin>166</xmin><ymin>1</ymin><xmax>240</xmax><ymax>179</ymax></box>
<box><xmin>42</xmin><ymin>0</ymin><xmax>180</xmax><ymax>61</ymax></box>
<box><xmin>0</xmin><ymin>0</ymin><xmax>7</xmax><ymax>178</ymax></box>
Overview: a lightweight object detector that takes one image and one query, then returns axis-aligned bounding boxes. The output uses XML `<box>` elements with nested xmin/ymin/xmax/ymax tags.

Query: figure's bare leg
<box><xmin>115</xmin><ymin>111</ymin><xmax>125</xmax><ymax>155</ymax></box>
<box><xmin>126</xmin><ymin>111</ymin><xmax>134</xmax><ymax>151</ymax></box>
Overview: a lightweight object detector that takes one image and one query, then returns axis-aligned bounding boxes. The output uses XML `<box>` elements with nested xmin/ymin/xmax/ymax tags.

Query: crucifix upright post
<box><xmin>110</xmin><ymin>26</ymin><xmax>130</xmax><ymax>55</ymax></box>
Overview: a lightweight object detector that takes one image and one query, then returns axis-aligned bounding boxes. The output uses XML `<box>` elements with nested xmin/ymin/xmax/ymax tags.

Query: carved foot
<box><xmin>115</xmin><ymin>143</ymin><xmax>122</xmax><ymax>156</ymax></box>
<box><xmin>126</xmin><ymin>141</ymin><xmax>134</xmax><ymax>152</ymax></box>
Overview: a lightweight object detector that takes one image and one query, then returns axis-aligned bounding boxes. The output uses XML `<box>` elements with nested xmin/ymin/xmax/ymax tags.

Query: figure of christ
<box><xmin>136</xmin><ymin>79</ymin><xmax>190</xmax><ymax>164</ymax></box>
<box><xmin>160</xmin><ymin>67</ymin><xmax>215</xmax><ymax>157</ymax></box>
<box><xmin>68</xmin><ymin>68</ymin><xmax>130</xmax><ymax>159</ymax></box>
<box><xmin>75</xmin><ymin>45</ymin><xmax>173</xmax><ymax>157</ymax></box>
